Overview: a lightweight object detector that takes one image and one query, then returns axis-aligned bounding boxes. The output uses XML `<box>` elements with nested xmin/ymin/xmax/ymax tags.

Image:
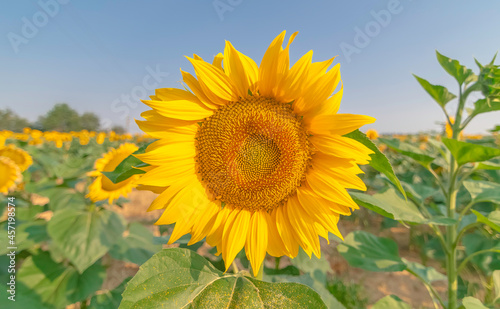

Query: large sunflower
<box><xmin>135</xmin><ymin>31</ymin><xmax>375</xmax><ymax>275</ymax></box>
<box><xmin>87</xmin><ymin>143</ymin><xmax>139</xmax><ymax>204</ymax></box>
<box><xmin>0</xmin><ymin>156</ymin><xmax>22</xmax><ymax>194</ymax></box>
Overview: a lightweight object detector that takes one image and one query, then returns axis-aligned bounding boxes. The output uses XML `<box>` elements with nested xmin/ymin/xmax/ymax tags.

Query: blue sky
<box><xmin>1</xmin><ymin>0</ymin><xmax>499</xmax><ymax>134</ymax></box>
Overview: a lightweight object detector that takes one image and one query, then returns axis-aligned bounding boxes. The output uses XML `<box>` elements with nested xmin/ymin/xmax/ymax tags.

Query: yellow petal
<box><xmin>180</xmin><ymin>69</ymin><xmax>220</xmax><ymax>109</ymax></box>
<box><xmin>278</xmin><ymin>50</ymin><xmax>313</xmax><ymax>102</ymax></box>
<box><xmin>275</xmin><ymin>205</ymin><xmax>299</xmax><ymax>258</ymax></box>
<box><xmin>136</xmin><ymin>184</ymin><xmax>167</xmax><ymax>194</ymax></box>
<box><xmin>310</xmin><ymin>82</ymin><xmax>343</xmax><ymax>117</ymax></box>
<box><xmin>306</xmin><ymin>168</ymin><xmax>358</xmax><ymax>209</ymax></box>
<box><xmin>224</xmin><ymin>41</ymin><xmax>259</xmax><ymax>97</ymax></box>
<box><xmin>212</xmin><ymin>53</ymin><xmax>224</xmax><ymax>70</ymax></box>
<box><xmin>287</xmin><ymin>196</ymin><xmax>319</xmax><ymax>257</ymax></box>
<box><xmin>137</xmin><ymin>161</ymin><xmax>195</xmax><ymax>187</ymax></box>
<box><xmin>309</xmin><ymin>114</ymin><xmax>376</xmax><ymax>136</ymax></box>
<box><xmin>306</xmin><ymin>57</ymin><xmax>336</xmax><ymax>87</ymax></box>
<box><xmin>310</xmin><ymin>134</ymin><xmax>373</xmax><ymax>165</ymax></box>
<box><xmin>168</xmin><ymin>185</ymin><xmax>216</xmax><ymax>245</ymax></box>
<box><xmin>187</xmin><ymin>57</ymin><xmax>238</xmax><ymax>102</ymax></box>
<box><xmin>206</xmin><ymin>206</ymin><xmax>232</xmax><ymax>248</ymax></box>
<box><xmin>141</xmin><ymin>99</ymin><xmax>213</xmax><ymax>121</ymax></box>
<box><xmin>296</xmin><ymin>187</ymin><xmax>344</xmax><ymax>239</ymax></box>
<box><xmin>135</xmin><ymin>119</ymin><xmax>197</xmax><ymax>139</ymax></box>
<box><xmin>188</xmin><ymin>200</ymin><xmax>221</xmax><ymax>245</ymax></box>
<box><xmin>245</xmin><ymin>211</ymin><xmax>269</xmax><ymax>276</ymax></box>
<box><xmin>274</xmin><ymin>32</ymin><xmax>298</xmax><ymax>93</ymax></box>
<box><xmin>155</xmin><ymin>88</ymin><xmax>201</xmax><ymax>102</ymax></box>
<box><xmin>258</xmin><ymin>31</ymin><xmax>286</xmax><ymax>97</ymax></box>
<box><xmin>156</xmin><ymin>178</ymin><xmax>211</xmax><ymax>238</ymax></box>
<box><xmin>265</xmin><ymin>210</ymin><xmax>289</xmax><ymax>257</ymax></box>
<box><xmin>137</xmin><ymin>110</ymin><xmax>199</xmax><ymax>133</ymax></box>
<box><xmin>311</xmin><ymin>154</ymin><xmax>367</xmax><ymax>191</ymax></box>
<box><xmin>148</xmin><ymin>174</ymin><xmax>197</xmax><ymax>211</ymax></box>
<box><xmin>295</xmin><ymin>63</ymin><xmax>341</xmax><ymax>115</ymax></box>
<box><xmin>134</xmin><ymin>141</ymin><xmax>195</xmax><ymax>165</ymax></box>
<box><xmin>222</xmin><ymin>209</ymin><xmax>251</xmax><ymax>271</ymax></box>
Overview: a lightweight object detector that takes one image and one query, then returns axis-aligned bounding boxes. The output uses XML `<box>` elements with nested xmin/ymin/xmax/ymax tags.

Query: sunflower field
<box><xmin>1</xmin><ymin>32</ymin><xmax>500</xmax><ymax>309</ymax></box>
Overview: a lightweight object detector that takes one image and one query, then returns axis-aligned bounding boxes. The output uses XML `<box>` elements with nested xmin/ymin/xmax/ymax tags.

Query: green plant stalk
<box><xmin>484</xmin><ymin>275</ymin><xmax>494</xmax><ymax>305</ymax></box>
<box><xmin>446</xmin><ymin>187</ymin><xmax>458</xmax><ymax>309</ymax></box>
<box><xmin>457</xmin><ymin>248</ymin><xmax>500</xmax><ymax>274</ymax></box>
<box><xmin>232</xmin><ymin>261</ymin><xmax>240</xmax><ymax>274</ymax></box>
<box><xmin>88</xmin><ymin>203</ymin><xmax>96</xmax><ymax>213</ymax></box>
<box><xmin>445</xmin><ymin>82</ymin><xmax>466</xmax><ymax>309</ymax></box>
<box><xmin>453</xmin><ymin>222</ymin><xmax>481</xmax><ymax>248</ymax></box>
<box><xmin>275</xmin><ymin>257</ymin><xmax>281</xmax><ymax>270</ymax></box>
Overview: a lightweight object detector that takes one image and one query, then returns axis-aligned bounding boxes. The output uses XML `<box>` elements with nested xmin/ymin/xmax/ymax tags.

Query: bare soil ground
<box><xmin>96</xmin><ymin>189</ymin><xmax>453</xmax><ymax>308</ymax></box>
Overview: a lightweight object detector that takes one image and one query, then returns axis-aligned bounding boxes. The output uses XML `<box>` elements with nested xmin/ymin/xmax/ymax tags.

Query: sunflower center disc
<box><xmin>196</xmin><ymin>97</ymin><xmax>312</xmax><ymax>211</ymax></box>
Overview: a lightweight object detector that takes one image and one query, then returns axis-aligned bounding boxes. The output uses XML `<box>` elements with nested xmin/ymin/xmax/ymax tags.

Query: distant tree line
<box><xmin>0</xmin><ymin>103</ymin><xmax>125</xmax><ymax>133</ymax></box>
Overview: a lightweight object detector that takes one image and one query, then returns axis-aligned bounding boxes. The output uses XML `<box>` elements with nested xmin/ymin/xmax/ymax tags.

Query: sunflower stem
<box><xmin>275</xmin><ymin>257</ymin><xmax>281</xmax><ymax>270</ymax></box>
<box><xmin>232</xmin><ymin>261</ymin><xmax>239</xmax><ymax>274</ymax></box>
<box><xmin>445</xmin><ymin>81</ymin><xmax>464</xmax><ymax>309</ymax></box>
<box><xmin>88</xmin><ymin>203</ymin><xmax>96</xmax><ymax>213</ymax></box>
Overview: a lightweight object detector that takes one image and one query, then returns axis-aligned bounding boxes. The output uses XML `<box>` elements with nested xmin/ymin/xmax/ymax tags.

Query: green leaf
<box><xmin>423</xmin><ymin>237</ymin><xmax>446</xmax><ymax>261</ymax></box>
<box><xmin>462</xmin><ymin>296</ymin><xmax>489</xmax><ymax>309</ymax></box>
<box><xmin>476</xmin><ymin>160</ymin><xmax>500</xmax><ymax>170</ymax></box>
<box><xmin>14</xmin><ymin>251</ymin><xmax>105</xmax><ymax>309</ymax></box>
<box><xmin>337</xmin><ymin>231</ymin><xmax>406</xmax><ymax>272</ymax></box>
<box><xmin>442</xmin><ymin>138</ymin><xmax>500</xmax><ymax>166</ymax></box>
<box><xmin>351</xmin><ymin>188</ymin><xmax>431</xmax><ymax>224</ymax></box>
<box><xmin>379</xmin><ymin>138</ymin><xmax>434</xmax><ymax>167</ymax></box>
<box><xmin>109</xmin><ymin>222</ymin><xmax>162</xmax><ymax>265</ymax></box>
<box><xmin>47</xmin><ymin>208</ymin><xmax>125</xmax><ymax>273</ymax></box>
<box><xmin>436</xmin><ymin>51</ymin><xmax>473</xmax><ymax>85</ymax></box>
<box><xmin>372</xmin><ymin>295</ymin><xmax>411</xmax><ymax>309</ymax></box>
<box><xmin>492</xmin><ymin>270</ymin><xmax>500</xmax><ymax>303</ymax></box>
<box><xmin>413</xmin><ymin>74</ymin><xmax>457</xmax><ymax>107</ymax></box>
<box><xmin>89</xmin><ymin>278</ymin><xmax>131</xmax><ymax>309</ymax></box>
<box><xmin>119</xmin><ymin>248</ymin><xmax>326</xmax><ymax>308</ymax></box>
<box><xmin>102</xmin><ymin>143</ymin><xmax>151</xmax><ymax>184</ymax></box>
<box><xmin>345</xmin><ymin>130</ymin><xmax>406</xmax><ymax>197</ymax></box>
<box><xmin>264</xmin><ymin>265</ymin><xmax>300</xmax><ymax>276</ymax></box>
<box><xmin>265</xmin><ymin>274</ymin><xmax>346</xmax><ymax>309</ymax></box>
<box><xmin>290</xmin><ymin>248</ymin><xmax>332</xmax><ymax>284</ymax></box>
<box><xmin>463</xmin><ymin>232</ymin><xmax>500</xmax><ymax>276</ymax></box>
<box><xmin>471</xmin><ymin>98</ymin><xmax>500</xmax><ymax>116</ymax></box>
<box><xmin>490</xmin><ymin>125</ymin><xmax>500</xmax><ymax>133</ymax></box>
<box><xmin>402</xmin><ymin>258</ymin><xmax>446</xmax><ymax>283</ymax></box>
<box><xmin>38</xmin><ymin>187</ymin><xmax>87</xmax><ymax>211</ymax></box>
<box><xmin>463</xmin><ymin>180</ymin><xmax>500</xmax><ymax>204</ymax></box>
<box><xmin>472</xmin><ymin>210</ymin><xmax>500</xmax><ymax>233</ymax></box>
<box><xmin>401</xmin><ymin>181</ymin><xmax>438</xmax><ymax>205</ymax></box>
<box><xmin>15</xmin><ymin>220</ymin><xmax>49</xmax><ymax>252</ymax></box>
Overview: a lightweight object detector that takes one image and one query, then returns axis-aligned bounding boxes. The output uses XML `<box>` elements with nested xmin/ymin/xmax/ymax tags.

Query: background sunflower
<box><xmin>87</xmin><ymin>143</ymin><xmax>140</xmax><ymax>204</ymax></box>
